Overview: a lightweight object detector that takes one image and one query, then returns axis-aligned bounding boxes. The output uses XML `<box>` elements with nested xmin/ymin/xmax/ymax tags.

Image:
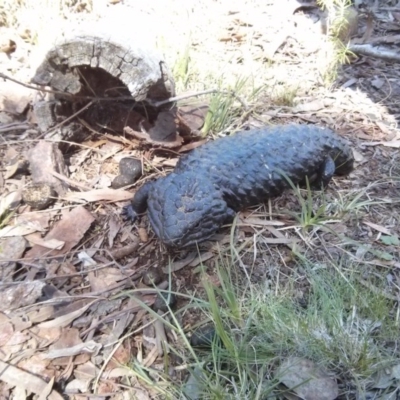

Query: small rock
<box><xmin>190</xmin><ymin>325</ymin><xmax>218</xmax><ymax>347</ymax></box>
<box><xmin>22</xmin><ymin>183</ymin><xmax>57</xmax><ymax>210</ymax></box>
<box><xmin>119</xmin><ymin>157</ymin><xmax>142</xmax><ymax>180</ymax></box>
<box><xmin>142</xmin><ymin>268</ymin><xmax>163</xmax><ymax>286</ymax></box>
<box><xmin>153</xmin><ymin>291</ymin><xmax>177</xmax><ymax>312</ymax></box>
<box><xmin>111</xmin><ymin>174</ymin><xmax>135</xmax><ymax>189</ymax></box>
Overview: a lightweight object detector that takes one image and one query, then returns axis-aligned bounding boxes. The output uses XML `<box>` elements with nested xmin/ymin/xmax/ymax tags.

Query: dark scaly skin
<box><xmin>122</xmin><ymin>124</ymin><xmax>354</xmax><ymax>247</ymax></box>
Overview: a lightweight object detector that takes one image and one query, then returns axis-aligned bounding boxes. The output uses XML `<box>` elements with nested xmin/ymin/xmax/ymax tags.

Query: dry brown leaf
<box><xmin>124</xmin><ymin>126</ymin><xmax>183</xmax><ymax>148</ymax></box>
<box><xmin>88</xmin><ymin>267</ymin><xmax>126</xmax><ymax>292</ymax></box>
<box><xmin>292</xmin><ymin>99</ymin><xmax>333</xmax><ymax>113</ymax></box>
<box><xmin>0</xmin><ymin>191</ymin><xmax>21</xmax><ymax>223</ymax></box>
<box><xmin>277</xmin><ymin>357</ymin><xmax>338</xmax><ymax>400</ymax></box>
<box><xmin>142</xmin><ymin>345</ymin><xmax>159</xmax><ymax>367</ymax></box>
<box><xmin>25</xmin><ymin>206</ymin><xmax>95</xmax><ymax>259</ymax></box>
<box><xmin>27</xmin><ymin>306</ymin><xmax>56</xmax><ymax>323</ymax></box>
<box><xmin>0</xmin><ymin>313</ymin><xmax>14</xmax><ymax>346</ymax></box>
<box><xmin>44</xmin><ymin>340</ymin><xmax>102</xmax><ymax>359</ymax></box>
<box><xmin>5</xmin><ymin>331</ymin><xmax>30</xmax><ymax>346</ymax></box>
<box><xmin>33</xmin><ymin>327</ymin><xmax>62</xmax><ymax>347</ymax></box>
<box><xmin>179</xmin><ymin>139</ymin><xmax>208</xmax><ymax>153</ymax></box>
<box><xmin>64</xmin><ymin>188</ymin><xmax>133</xmax><ymax>202</ymax></box>
<box><xmin>0</xmin><ymin>360</ymin><xmax>63</xmax><ymax>400</ymax></box>
<box><xmin>362</xmin><ymin>141</ymin><xmax>400</xmax><ymax>148</ymax></box>
<box><xmin>37</xmin><ymin>376</ymin><xmax>55</xmax><ymax>400</ymax></box>
<box><xmin>178</xmin><ymin>104</ymin><xmax>208</xmax><ymax>134</ymax></box>
<box><xmin>0</xmin><ymin>224</ymin><xmax>38</xmax><ymax>238</ymax></box>
<box><xmin>189</xmin><ymin>251</ymin><xmax>214</xmax><ymax>267</ymax></box>
<box><xmin>265</xmin><ymin>226</ymin><xmax>301</xmax><ymax>251</ymax></box>
<box><xmin>17</xmin><ymin>355</ymin><xmax>53</xmax><ymax>381</ymax></box>
<box><xmin>363</xmin><ymin>221</ymin><xmax>392</xmax><ymax>235</ymax></box>
<box><xmin>0</xmin><ymin>212</ymin><xmax>51</xmax><ymax>238</ymax></box>
<box><xmin>239</xmin><ymin>216</ymin><xmax>285</xmax><ymax>226</ymax></box>
<box><xmin>38</xmin><ymin>300</ymin><xmax>98</xmax><ymax>329</ymax></box>
<box><xmin>106</xmin><ymin>367</ymin><xmax>135</xmax><ymax>378</ymax></box>
<box><xmin>261</xmin><ymin>237</ymin><xmax>300</xmax><ymax>244</ymax></box>
<box><xmin>74</xmin><ymin>361</ymin><xmax>99</xmax><ymax>380</ymax></box>
<box><xmin>108</xmin><ymin>215</ymin><xmax>121</xmax><ymax>248</ymax></box>
<box><xmin>25</xmin><ymin>233</ymin><xmax>64</xmax><ymax>250</ymax></box>
<box><xmin>163</xmin><ymin>252</ymin><xmax>197</xmax><ymax>273</ymax></box>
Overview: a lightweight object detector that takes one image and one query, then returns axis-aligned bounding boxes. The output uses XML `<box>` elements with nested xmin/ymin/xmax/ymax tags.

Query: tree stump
<box><xmin>31</xmin><ymin>25</ymin><xmax>177</xmax><ymax>144</ymax></box>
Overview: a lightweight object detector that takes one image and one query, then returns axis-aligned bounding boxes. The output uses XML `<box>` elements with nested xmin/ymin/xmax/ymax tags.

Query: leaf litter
<box><xmin>0</xmin><ymin>0</ymin><xmax>400</xmax><ymax>399</ymax></box>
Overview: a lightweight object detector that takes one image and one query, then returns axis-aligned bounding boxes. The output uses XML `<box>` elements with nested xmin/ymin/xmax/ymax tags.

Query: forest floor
<box><xmin>1</xmin><ymin>1</ymin><xmax>400</xmax><ymax>399</ymax></box>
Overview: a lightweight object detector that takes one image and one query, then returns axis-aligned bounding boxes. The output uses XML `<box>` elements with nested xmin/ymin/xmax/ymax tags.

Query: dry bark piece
<box><xmin>26</xmin><ymin>141</ymin><xmax>68</xmax><ymax>196</ymax></box>
<box><xmin>22</xmin><ymin>183</ymin><xmax>57</xmax><ymax>210</ymax></box>
<box><xmin>25</xmin><ymin>206</ymin><xmax>95</xmax><ymax>259</ymax></box>
<box><xmin>178</xmin><ymin>103</ymin><xmax>209</xmax><ymax>136</ymax></box>
<box><xmin>31</xmin><ymin>24</ymin><xmax>177</xmax><ymax>143</ymax></box>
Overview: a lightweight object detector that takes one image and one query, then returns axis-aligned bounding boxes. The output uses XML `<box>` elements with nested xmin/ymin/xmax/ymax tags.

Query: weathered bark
<box><xmin>31</xmin><ymin>25</ymin><xmax>176</xmax><ymax>144</ymax></box>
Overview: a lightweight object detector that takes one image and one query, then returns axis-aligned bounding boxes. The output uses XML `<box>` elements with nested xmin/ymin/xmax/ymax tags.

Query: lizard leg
<box><xmin>313</xmin><ymin>155</ymin><xmax>336</xmax><ymax>189</ymax></box>
<box><xmin>121</xmin><ymin>181</ymin><xmax>153</xmax><ymax>222</ymax></box>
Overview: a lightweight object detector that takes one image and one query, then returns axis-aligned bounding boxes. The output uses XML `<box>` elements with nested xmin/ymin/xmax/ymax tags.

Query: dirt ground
<box><xmin>1</xmin><ymin>0</ymin><xmax>400</xmax><ymax>399</ymax></box>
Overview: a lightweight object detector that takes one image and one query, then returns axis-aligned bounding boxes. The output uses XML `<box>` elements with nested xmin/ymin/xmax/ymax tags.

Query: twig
<box><xmin>0</xmin><ymin>123</ymin><xmax>32</xmax><ymax>133</ymax></box>
<box><xmin>49</xmin><ymin>170</ymin><xmax>92</xmax><ymax>191</ymax></box>
<box><xmin>0</xmin><ymin>72</ymin><xmax>133</xmax><ymax>102</ymax></box>
<box><xmin>1</xmin><ymin>73</ymin><xmax>249</xmax><ymax>111</ymax></box>
<box><xmin>151</xmin><ymin>88</ymin><xmax>249</xmax><ymax>110</ymax></box>
<box><xmin>349</xmin><ymin>43</ymin><xmax>400</xmax><ymax>62</ymax></box>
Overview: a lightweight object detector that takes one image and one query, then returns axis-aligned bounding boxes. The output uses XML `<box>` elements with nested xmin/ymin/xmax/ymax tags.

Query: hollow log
<box><xmin>31</xmin><ymin>25</ymin><xmax>177</xmax><ymax>144</ymax></box>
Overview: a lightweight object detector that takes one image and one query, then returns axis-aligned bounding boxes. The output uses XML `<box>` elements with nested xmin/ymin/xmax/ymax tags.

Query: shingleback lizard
<box><xmin>122</xmin><ymin>124</ymin><xmax>354</xmax><ymax>247</ymax></box>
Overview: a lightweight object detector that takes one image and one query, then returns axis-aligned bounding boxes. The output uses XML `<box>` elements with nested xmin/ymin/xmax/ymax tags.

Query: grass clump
<box><xmin>126</xmin><ymin>248</ymin><xmax>400</xmax><ymax>399</ymax></box>
<box><xmin>317</xmin><ymin>0</ymin><xmax>357</xmax><ymax>84</ymax></box>
<box><xmin>201</xmin><ymin>77</ymin><xmax>263</xmax><ymax>136</ymax></box>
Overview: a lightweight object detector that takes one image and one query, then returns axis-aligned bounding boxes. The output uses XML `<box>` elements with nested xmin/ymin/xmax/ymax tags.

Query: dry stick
<box><xmin>349</xmin><ymin>43</ymin><xmax>400</xmax><ymax>62</ymax></box>
<box><xmin>150</xmin><ymin>88</ymin><xmax>249</xmax><ymax>109</ymax></box>
<box><xmin>49</xmin><ymin>170</ymin><xmax>92</xmax><ymax>191</ymax></box>
<box><xmin>1</xmin><ymin>72</ymin><xmax>248</xmax><ymax>109</ymax></box>
<box><xmin>0</xmin><ymin>72</ymin><xmax>133</xmax><ymax>102</ymax></box>
<box><xmin>0</xmin><ymin>122</ymin><xmax>31</xmax><ymax>132</ymax></box>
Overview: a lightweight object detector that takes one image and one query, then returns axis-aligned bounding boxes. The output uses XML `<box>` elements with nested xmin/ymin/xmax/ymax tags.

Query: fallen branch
<box><xmin>349</xmin><ymin>43</ymin><xmax>400</xmax><ymax>62</ymax></box>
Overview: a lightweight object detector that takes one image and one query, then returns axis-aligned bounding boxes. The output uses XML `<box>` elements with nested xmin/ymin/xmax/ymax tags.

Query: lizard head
<box><xmin>147</xmin><ymin>172</ymin><xmax>230</xmax><ymax>248</ymax></box>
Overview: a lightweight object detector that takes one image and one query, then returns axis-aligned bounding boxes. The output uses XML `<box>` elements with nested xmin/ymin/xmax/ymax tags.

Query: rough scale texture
<box><xmin>123</xmin><ymin>124</ymin><xmax>354</xmax><ymax>247</ymax></box>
